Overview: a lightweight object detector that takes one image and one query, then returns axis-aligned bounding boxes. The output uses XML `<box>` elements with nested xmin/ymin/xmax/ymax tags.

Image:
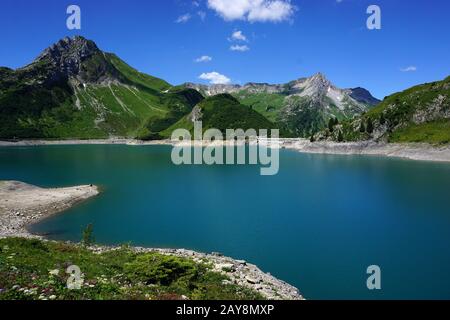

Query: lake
<box><xmin>1</xmin><ymin>144</ymin><xmax>450</xmax><ymax>299</ymax></box>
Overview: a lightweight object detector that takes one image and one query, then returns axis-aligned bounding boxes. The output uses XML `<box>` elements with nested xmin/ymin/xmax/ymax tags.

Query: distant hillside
<box><xmin>150</xmin><ymin>94</ymin><xmax>279</xmax><ymax>139</ymax></box>
<box><xmin>0</xmin><ymin>36</ymin><xmax>201</xmax><ymax>139</ymax></box>
<box><xmin>185</xmin><ymin>73</ymin><xmax>380</xmax><ymax>137</ymax></box>
<box><xmin>321</xmin><ymin>76</ymin><xmax>450</xmax><ymax>144</ymax></box>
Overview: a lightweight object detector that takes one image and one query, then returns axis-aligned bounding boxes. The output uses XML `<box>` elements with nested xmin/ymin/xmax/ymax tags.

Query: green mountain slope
<box><xmin>323</xmin><ymin>76</ymin><xmax>450</xmax><ymax>144</ymax></box>
<box><xmin>0</xmin><ymin>36</ymin><xmax>200</xmax><ymax>139</ymax></box>
<box><xmin>158</xmin><ymin>94</ymin><xmax>280</xmax><ymax>139</ymax></box>
<box><xmin>185</xmin><ymin>74</ymin><xmax>380</xmax><ymax>137</ymax></box>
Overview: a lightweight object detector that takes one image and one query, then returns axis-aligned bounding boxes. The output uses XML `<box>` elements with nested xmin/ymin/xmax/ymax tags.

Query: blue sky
<box><xmin>0</xmin><ymin>0</ymin><xmax>449</xmax><ymax>98</ymax></box>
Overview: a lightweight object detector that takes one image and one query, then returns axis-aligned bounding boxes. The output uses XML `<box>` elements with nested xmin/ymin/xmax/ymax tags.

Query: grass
<box><xmin>389</xmin><ymin>119</ymin><xmax>450</xmax><ymax>144</ymax></box>
<box><xmin>332</xmin><ymin>76</ymin><xmax>450</xmax><ymax>144</ymax></box>
<box><xmin>0</xmin><ymin>238</ymin><xmax>264</xmax><ymax>300</ymax></box>
<box><xmin>235</xmin><ymin>92</ymin><xmax>286</xmax><ymax>123</ymax></box>
<box><xmin>161</xmin><ymin>94</ymin><xmax>280</xmax><ymax>139</ymax></box>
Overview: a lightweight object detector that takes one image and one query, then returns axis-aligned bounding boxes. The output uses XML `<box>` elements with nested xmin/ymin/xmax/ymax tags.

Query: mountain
<box><xmin>185</xmin><ymin>73</ymin><xmax>380</xmax><ymax>137</ymax></box>
<box><xmin>0</xmin><ymin>36</ymin><xmax>202</xmax><ymax>139</ymax></box>
<box><xmin>322</xmin><ymin>76</ymin><xmax>450</xmax><ymax>144</ymax></box>
<box><xmin>155</xmin><ymin>94</ymin><xmax>279</xmax><ymax>139</ymax></box>
<box><xmin>0</xmin><ymin>36</ymin><xmax>380</xmax><ymax>140</ymax></box>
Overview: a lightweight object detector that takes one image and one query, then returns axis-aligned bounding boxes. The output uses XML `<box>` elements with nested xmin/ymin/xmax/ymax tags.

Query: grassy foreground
<box><xmin>0</xmin><ymin>238</ymin><xmax>263</xmax><ymax>300</ymax></box>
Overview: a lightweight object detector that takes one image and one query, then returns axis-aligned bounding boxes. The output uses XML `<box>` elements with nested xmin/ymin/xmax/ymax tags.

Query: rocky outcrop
<box><xmin>26</xmin><ymin>36</ymin><xmax>123</xmax><ymax>86</ymax></box>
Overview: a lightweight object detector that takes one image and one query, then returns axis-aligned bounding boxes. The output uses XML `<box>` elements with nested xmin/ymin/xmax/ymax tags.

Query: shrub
<box><xmin>81</xmin><ymin>224</ymin><xmax>95</xmax><ymax>247</ymax></box>
<box><xmin>124</xmin><ymin>253</ymin><xmax>203</xmax><ymax>286</ymax></box>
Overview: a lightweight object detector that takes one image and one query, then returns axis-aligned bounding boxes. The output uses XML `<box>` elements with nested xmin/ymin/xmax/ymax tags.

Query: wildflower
<box><xmin>48</xmin><ymin>269</ymin><xmax>60</xmax><ymax>276</ymax></box>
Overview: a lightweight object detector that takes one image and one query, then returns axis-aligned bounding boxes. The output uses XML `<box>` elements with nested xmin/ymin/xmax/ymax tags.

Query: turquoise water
<box><xmin>1</xmin><ymin>145</ymin><xmax>450</xmax><ymax>299</ymax></box>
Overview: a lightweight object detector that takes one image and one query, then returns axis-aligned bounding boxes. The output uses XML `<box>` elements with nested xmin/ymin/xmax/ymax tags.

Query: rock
<box><xmin>217</xmin><ymin>263</ymin><xmax>235</xmax><ymax>272</ymax></box>
<box><xmin>245</xmin><ymin>276</ymin><xmax>260</xmax><ymax>284</ymax></box>
<box><xmin>211</xmin><ymin>252</ymin><xmax>223</xmax><ymax>257</ymax></box>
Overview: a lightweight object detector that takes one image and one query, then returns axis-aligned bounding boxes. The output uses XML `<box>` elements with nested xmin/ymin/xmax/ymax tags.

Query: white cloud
<box><xmin>175</xmin><ymin>13</ymin><xmax>192</xmax><ymax>23</ymax></box>
<box><xmin>199</xmin><ymin>72</ymin><xmax>232</xmax><ymax>84</ymax></box>
<box><xmin>230</xmin><ymin>30</ymin><xmax>248</xmax><ymax>42</ymax></box>
<box><xmin>198</xmin><ymin>11</ymin><xmax>206</xmax><ymax>21</ymax></box>
<box><xmin>207</xmin><ymin>0</ymin><xmax>295</xmax><ymax>23</ymax></box>
<box><xmin>400</xmin><ymin>66</ymin><xmax>417</xmax><ymax>72</ymax></box>
<box><xmin>230</xmin><ymin>44</ymin><xmax>250</xmax><ymax>52</ymax></box>
<box><xmin>195</xmin><ymin>55</ymin><xmax>213</xmax><ymax>63</ymax></box>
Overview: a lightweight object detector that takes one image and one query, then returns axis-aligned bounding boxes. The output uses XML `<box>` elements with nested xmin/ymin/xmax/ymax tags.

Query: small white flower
<box><xmin>48</xmin><ymin>269</ymin><xmax>60</xmax><ymax>276</ymax></box>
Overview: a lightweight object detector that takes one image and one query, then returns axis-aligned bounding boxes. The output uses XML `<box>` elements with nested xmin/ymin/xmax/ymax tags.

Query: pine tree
<box><xmin>328</xmin><ymin>118</ymin><xmax>336</xmax><ymax>132</ymax></box>
<box><xmin>359</xmin><ymin>121</ymin><xmax>366</xmax><ymax>133</ymax></box>
<box><xmin>338</xmin><ymin>130</ymin><xmax>344</xmax><ymax>142</ymax></box>
<box><xmin>82</xmin><ymin>224</ymin><xmax>95</xmax><ymax>247</ymax></box>
<box><xmin>366</xmin><ymin>118</ymin><xmax>374</xmax><ymax>134</ymax></box>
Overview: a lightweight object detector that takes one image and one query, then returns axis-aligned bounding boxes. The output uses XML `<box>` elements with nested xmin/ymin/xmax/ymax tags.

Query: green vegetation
<box><xmin>330</xmin><ymin>76</ymin><xmax>450</xmax><ymax>144</ymax></box>
<box><xmin>81</xmin><ymin>224</ymin><xmax>95</xmax><ymax>247</ymax></box>
<box><xmin>328</xmin><ymin>117</ymin><xmax>338</xmax><ymax>132</ymax></box>
<box><xmin>231</xmin><ymin>87</ymin><xmax>373</xmax><ymax>138</ymax></box>
<box><xmin>389</xmin><ymin>119</ymin><xmax>450</xmax><ymax>144</ymax></box>
<box><xmin>234</xmin><ymin>92</ymin><xmax>286</xmax><ymax>123</ymax></box>
<box><xmin>106</xmin><ymin>54</ymin><xmax>171</xmax><ymax>92</ymax></box>
<box><xmin>0</xmin><ymin>37</ymin><xmax>202</xmax><ymax>140</ymax></box>
<box><xmin>0</xmin><ymin>238</ymin><xmax>263</xmax><ymax>300</ymax></box>
<box><xmin>136</xmin><ymin>88</ymin><xmax>204</xmax><ymax>140</ymax></box>
<box><xmin>161</xmin><ymin>94</ymin><xmax>281</xmax><ymax>138</ymax></box>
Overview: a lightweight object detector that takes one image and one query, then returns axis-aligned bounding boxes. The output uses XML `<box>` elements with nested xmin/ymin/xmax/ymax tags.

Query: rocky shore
<box><xmin>278</xmin><ymin>139</ymin><xmax>450</xmax><ymax>163</ymax></box>
<box><xmin>0</xmin><ymin>180</ymin><xmax>303</xmax><ymax>300</ymax></box>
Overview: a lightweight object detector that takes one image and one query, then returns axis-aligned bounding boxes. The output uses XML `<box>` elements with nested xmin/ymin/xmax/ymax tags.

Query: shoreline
<box><xmin>1</xmin><ymin>138</ymin><xmax>450</xmax><ymax>163</ymax></box>
<box><xmin>280</xmin><ymin>139</ymin><xmax>450</xmax><ymax>163</ymax></box>
<box><xmin>0</xmin><ymin>180</ymin><xmax>303</xmax><ymax>300</ymax></box>
<box><xmin>0</xmin><ymin>181</ymin><xmax>100</xmax><ymax>238</ymax></box>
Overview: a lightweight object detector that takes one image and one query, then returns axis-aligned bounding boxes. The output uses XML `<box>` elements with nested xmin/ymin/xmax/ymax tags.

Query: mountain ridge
<box><xmin>184</xmin><ymin>72</ymin><xmax>380</xmax><ymax>105</ymax></box>
<box><xmin>0</xmin><ymin>36</ymin><xmax>392</xmax><ymax>141</ymax></box>
<box><xmin>185</xmin><ymin>73</ymin><xmax>380</xmax><ymax>137</ymax></box>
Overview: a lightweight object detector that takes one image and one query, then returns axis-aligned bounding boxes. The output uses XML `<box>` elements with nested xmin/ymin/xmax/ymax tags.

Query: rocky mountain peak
<box><xmin>37</xmin><ymin>36</ymin><xmax>99</xmax><ymax>66</ymax></box>
<box><xmin>29</xmin><ymin>36</ymin><xmax>120</xmax><ymax>85</ymax></box>
<box><xmin>347</xmin><ymin>87</ymin><xmax>380</xmax><ymax>106</ymax></box>
<box><xmin>305</xmin><ymin>73</ymin><xmax>331</xmax><ymax>91</ymax></box>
